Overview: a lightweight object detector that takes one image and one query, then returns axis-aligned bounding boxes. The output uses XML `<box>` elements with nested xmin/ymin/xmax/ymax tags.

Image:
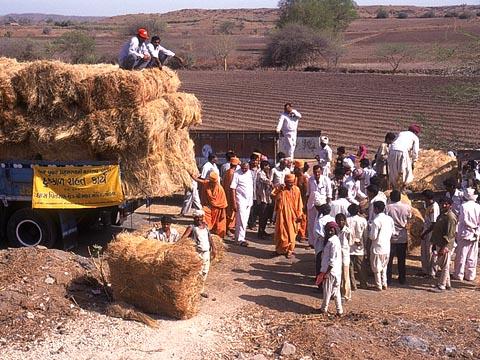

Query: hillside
<box><xmin>0</xmin><ymin>13</ymin><xmax>105</xmax><ymax>24</ymax></box>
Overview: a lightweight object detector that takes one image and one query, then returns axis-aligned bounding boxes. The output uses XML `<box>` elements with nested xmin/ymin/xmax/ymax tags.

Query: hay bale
<box><xmin>106</xmin><ymin>232</ymin><xmax>204</xmax><ymax>319</ymax></box>
<box><xmin>211</xmin><ymin>234</ymin><xmax>225</xmax><ymax>264</ymax></box>
<box><xmin>8</xmin><ymin>61</ymin><xmax>181</xmax><ymax>118</ymax></box>
<box><xmin>408</xmin><ymin>149</ymin><xmax>457</xmax><ymax>192</ymax></box>
<box><xmin>81</xmin><ymin>67</ymin><xmax>180</xmax><ymax>112</ymax></box>
<box><xmin>0</xmin><ymin>57</ymin><xmax>27</xmax><ymax>110</ymax></box>
<box><xmin>163</xmin><ymin>93</ymin><xmax>202</xmax><ymax>128</ymax></box>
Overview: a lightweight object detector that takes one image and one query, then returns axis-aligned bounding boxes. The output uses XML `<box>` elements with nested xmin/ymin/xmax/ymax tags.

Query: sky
<box><xmin>0</xmin><ymin>0</ymin><xmax>478</xmax><ymax>17</ymax></box>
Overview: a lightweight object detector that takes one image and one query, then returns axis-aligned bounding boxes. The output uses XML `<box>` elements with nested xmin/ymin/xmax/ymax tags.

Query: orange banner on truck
<box><xmin>32</xmin><ymin>165</ymin><xmax>124</xmax><ymax>209</ymax></box>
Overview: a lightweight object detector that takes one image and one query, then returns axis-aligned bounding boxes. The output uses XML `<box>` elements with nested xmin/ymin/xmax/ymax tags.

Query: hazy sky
<box><xmin>0</xmin><ymin>0</ymin><xmax>478</xmax><ymax>16</ymax></box>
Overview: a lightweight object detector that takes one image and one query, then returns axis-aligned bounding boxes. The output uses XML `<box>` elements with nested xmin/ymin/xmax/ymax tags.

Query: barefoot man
<box><xmin>271</xmin><ymin>173</ymin><xmax>303</xmax><ymax>258</ymax></box>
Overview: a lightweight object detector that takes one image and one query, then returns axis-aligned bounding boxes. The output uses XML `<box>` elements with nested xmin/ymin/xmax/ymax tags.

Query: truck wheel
<box><xmin>6</xmin><ymin>209</ymin><xmax>57</xmax><ymax>248</ymax></box>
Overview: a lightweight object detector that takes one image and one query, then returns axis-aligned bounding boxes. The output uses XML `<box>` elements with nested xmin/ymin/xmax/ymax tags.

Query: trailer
<box><xmin>0</xmin><ymin>160</ymin><xmax>142</xmax><ymax>250</ymax></box>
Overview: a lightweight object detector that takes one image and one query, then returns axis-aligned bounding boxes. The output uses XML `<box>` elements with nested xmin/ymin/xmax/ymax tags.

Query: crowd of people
<box><xmin>146</xmin><ymin>97</ymin><xmax>479</xmax><ymax>313</ymax></box>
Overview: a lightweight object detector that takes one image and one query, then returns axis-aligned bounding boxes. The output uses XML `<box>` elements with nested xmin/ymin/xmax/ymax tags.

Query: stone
<box><xmin>280</xmin><ymin>342</ymin><xmax>296</xmax><ymax>356</ymax></box>
<box><xmin>444</xmin><ymin>346</ymin><xmax>457</xmax><ymax>357</ymax></box>
<box><xmin>44</xmin><ymin>276</ymin><xmax>55</xmax><ymax>285</ymax></box>
<box><xmin>398</xmin><ymin>336</ymin><xmax>428</xmax><ymax>352</ymax></box>
<box><xmin>26</xmin><ymin>312</ymin><xmax>35</xmax><ymax>320</ymax></box>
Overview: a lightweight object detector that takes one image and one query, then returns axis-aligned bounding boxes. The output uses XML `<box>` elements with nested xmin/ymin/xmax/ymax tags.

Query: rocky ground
<box><xmin>1</xmin><ymin>202</ymin><xmax>479</xmax><ymax>360</ymax></box>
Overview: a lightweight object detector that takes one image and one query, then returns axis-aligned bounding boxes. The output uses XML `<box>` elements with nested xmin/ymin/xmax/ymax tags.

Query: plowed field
<box><xmin>180</xmin><ymin>70</ymin><xmax>479</xmax><ymax>152</ymax></box>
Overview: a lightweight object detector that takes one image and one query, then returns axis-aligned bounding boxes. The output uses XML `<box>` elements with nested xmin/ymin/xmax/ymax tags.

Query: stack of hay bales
<box><xmin>106</xmin><ymin>232</ymin><xmax>204</xmax><ymax>319</ymax></box>
<box><xmin>0</xmin><ymin>58</ymin><xmax>201</xmax><ymax>198</ymax></box>
<box><xmin>408</xmin><ymin>149</ymin><xmax>457</xmax><ymax>193</ymax></box>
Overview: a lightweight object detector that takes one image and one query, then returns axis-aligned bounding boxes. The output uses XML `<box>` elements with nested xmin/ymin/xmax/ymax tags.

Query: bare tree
<box><xmin>210</xmin><ymin>35</ymin><xmax>237</xmax><ymax>71</ymax></box>
<box><xmin>376</xmin><ymin>43</ymin><xmax>416</xmax><ymax>74</ymax></box>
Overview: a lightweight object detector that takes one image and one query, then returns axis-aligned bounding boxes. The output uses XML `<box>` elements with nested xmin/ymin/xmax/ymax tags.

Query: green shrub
<box><xmin>397</xmin><ymin>12</ymin><xmax>408</xmax><ymax>19</ymax></box>
<box><xmin>376</xmin><ymin>8</ymin><xmax>389</xmax><ymax>19</ymax></box>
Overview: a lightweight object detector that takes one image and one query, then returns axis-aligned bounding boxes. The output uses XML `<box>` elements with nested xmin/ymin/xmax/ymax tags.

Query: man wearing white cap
<box><xmin>306</xmin><ymin>165</ymin><xmax>332</xmax><ymax>247</ymax></box>
<box><xmin>276</xmin><ymin>103</ymin><xmax>302</xmax><ymax>160</ymax></box>
<box><xmin>231</xmin><ymin>162</ymin><xmax>254</xmax><ymax>247</ymax></box>
<box><xmin>454</xmin><ymin>188</ymin><xmax>480</xmax><ymax>281</ymax></box>
<box><xmin>317</xmin><ymin>136</ymin><xmax>333</xmax><ymax>177</ymax></box>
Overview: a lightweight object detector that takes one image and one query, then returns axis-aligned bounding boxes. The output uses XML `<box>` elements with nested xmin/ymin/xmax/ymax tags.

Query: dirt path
<box><xmin>2</xmin><ymin>203</ymin><xmax>479</xmax><ymax>359</ymax></box>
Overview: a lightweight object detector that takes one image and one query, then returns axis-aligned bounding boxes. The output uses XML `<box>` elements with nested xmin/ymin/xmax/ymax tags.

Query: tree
<box><xmin>42</xmin><ymin>27</ymin><xmax>52</xmax><ymax>35</ymax></box>
<box><xmin>278</xmin><ymin>0</ymin><xmax>357</xmax><ymax>33</ymax></box>
<box><xmin>397</xmin><ymin>12</ymin><xmax>408</xmax><ymax>19</ymax></box>
<box><xmin>376</xmin><ymin>43</ymin><xmax>416</xmax><ymax>74</ymax></box>
<box><xmin>125</xmin><ymin>18</ymin><xmax>167</xmax><ymax>36</ymax></box>
<box><xmin>210</xmin><ymin>35</ymin><xmax>237</xmax><ymax>71</ymax></box>
<box><xmin>262</xmin><ymin>23</ymin><xmax>331</xmax><ymax>69</ymax></box>
<box><xmin>376</xmin><ymin>7</ymin><xmax>389</xmax><ymax>19</ymax></box>
<box><xmin>53</xmin><ymin>31</ymin><xmax>96</xmax><ymax>64</ymax></box>
<box><xmin>218</xmin><ymin>21</ymin><xmax>235</xmax><ymax>35</ymax></box>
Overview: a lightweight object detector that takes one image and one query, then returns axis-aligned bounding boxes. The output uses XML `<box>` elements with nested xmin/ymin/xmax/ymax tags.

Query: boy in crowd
<box><xmin>347</xmin><ymin>204</ymin><xmax>368</xmax><ymax>290</ymax></box>
<box><xmin>336</xmin><ymin>213</ymin><xmax>352</xmax><ymax>301</ymax></box>
<box><xmin>420</xmin><ymin>190</ymin><xmax>440</xmax><ymax>277</ymax></box>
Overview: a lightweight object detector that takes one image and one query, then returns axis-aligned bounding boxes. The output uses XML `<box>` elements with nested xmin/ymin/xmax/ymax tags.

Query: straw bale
<box><xmin>211</xmin><ymin>234</ymin><xmax>225</xmax><ymax>264</ymax></box>
<box><xmin>408</xmin><ymin>149</ymin><xmax>457</xmax><ymax>192</ymax></box>
<box><xmin>9</xmin><ymin>61</ymin><xmax>180</xmax><ymax>118</ymax></box>
<box><xmin>106</xmin><ymin>232</ymin><xmax>204</xmax><ymax>319</ymax></box>
<box><xmin>81</xmin><ymin>67</ymin><xmax>180</xmax><ymax>112</ymax></box>
<box><xmin>163</xmin><ymin>93</ymin><xmax>202</xmax><ymax>128</ymax></box>
<box><xmin>0</xmin><ymin>57</ymin><xmax>27</xmax><ymax>110</ymax></box>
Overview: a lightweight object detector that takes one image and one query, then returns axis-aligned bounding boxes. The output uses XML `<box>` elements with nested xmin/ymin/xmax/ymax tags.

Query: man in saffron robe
<box><xmin>223</xmin><ymin>157</ymin><xmax>240</xmax><ymax>236</ymax></box>
<box><xmin>192</xmin><ymin>172</ymin><xmax>228</xmax><ymax>238</ymax></box>
<box><xmin>293</xmin><ymin>160</ymin><xmax>309</xmax><ymax>242</ymax></box>
<box><xmin>272</xmin><ymin>173</ymin><xmax>304</xmax><ymax>258</ymax></box>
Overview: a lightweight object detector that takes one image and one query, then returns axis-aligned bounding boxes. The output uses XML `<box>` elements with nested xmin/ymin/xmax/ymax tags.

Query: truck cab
<box><xmin>0</xmin><ymin>160</ymin><xmax>142</xmax><ymax>249</ymax></box>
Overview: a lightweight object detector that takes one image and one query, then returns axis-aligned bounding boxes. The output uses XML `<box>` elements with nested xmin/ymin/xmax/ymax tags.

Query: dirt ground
<box><xmin>1</xmin><ymin>201</ymin><xmax>479</xmax><ymax>360</ymax></box>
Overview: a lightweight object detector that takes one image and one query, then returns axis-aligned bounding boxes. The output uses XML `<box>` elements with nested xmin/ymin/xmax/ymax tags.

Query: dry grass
<box><xmin>0</xmin><ymin>60</ymin><xmax>202</xmax><ymax>199</ymax></box>
<box><xmin>106</xmin><ymin>232</ymin><xmax>204</xmax><ymax>320</ymax></box>
<box><xmin>408</xmin><ymin>149</ymin><xmax>457</xmax><ymax>192</ymax></box>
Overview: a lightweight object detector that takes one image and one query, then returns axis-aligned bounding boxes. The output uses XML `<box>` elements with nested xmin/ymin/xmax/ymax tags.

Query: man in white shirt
<box><xmin>367</xmin><ymin>184</ymin><xmax>388</xmax><ymax>223</ymax></box>
<box><xmin>201</xmin><ymin>154</ymin><xmax>220</xmax><ymax>182</ymax></box>
<box><xmin>314</xmin><ymin>203</ymin><xmax>335</xmax><ymax>276</ymax></box>
<box><xmin>443</xmin><ymin>178</ymin><xmax>464</xmax><ymax>216</ymax></box>
<box><xmin>454</xmin><ymin>188</ymin><xmax>480</xmax><ymax>281</ymax></box>
<box><xmin>118</xmin><ymin>28</ymin><xmax>151</xmax><ymax>70</ymax></box>
<box><xmin>360</xmin><ymin>159</ymin><xmax>377</xmax><ymax>194</ymax></box>
<box><xmin>306</xmin><ymin>165</ymin><xmax>332</xmax><ymax>247</ymax></box>
<box><xmin>316</xmin><ymin>136</ymin><xmax>333</xmax><ymax>177</ymax></box>
<box><xmin>231</xmin><ymin>162</ymin><xmax>254</xmax><ymax>247</ymax></box>
<box><xmin>270</xmin><ymin>158</ymin><xmax>291</xmax><ymax>186</ymax></box>
<box><xmin>330</xmin><ymin>187</ymin><xmax>352</xmax><ymax>217</ymax></box>
<box><xmin>276</xmin><ymin>103</ymin><xmax>302</xmax><ymax>160</ymax></box>
<box><xmin>388</xmin><ymin>124</ymin><xmax>420</xmax><ymax>190</ymax></box>
<box><xmin>347</xmin><ymin>204</ymin><xmax>368</xmax><ymax>290</ymax></box>
<box><xmin>386</xmin><ymin>190</ymin><xmax>412</xmax><ymax>284</ymax></box>
<box><xmin>146</xmin><ymin>36</ymin><xmax>183</xmax><ymax>69</ymax></box>
<box><xmin>369</xmin><ymin>201</ymin><xmax>395</xmax><ymax>291</ymax></box>
<box><xmin>220</xmin><ymin>150</ymin><xmax>236</xmax><ymax>179</ymax></box>
<box><xmin>344</xmin><ymin>168</ymin><xmax>367</xmax><ymax>205</ymax></box>
<box><xmin>420</xmin><ymin>190</ymin><xmax>440</xmax><ymax>277</ymax></box>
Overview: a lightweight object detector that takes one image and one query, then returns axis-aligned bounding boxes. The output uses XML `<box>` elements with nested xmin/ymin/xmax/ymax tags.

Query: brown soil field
<box><xmin>1</xmin><ymin>202</ymin><xmax>479</xmax><ymax>359</ymax></box>
<box><xmin>179</xmin><ymin>70</ymin><xmax>479</xmax><ymax>152</ymax></box>
<box><xmin>1</xmin><ymin>7</ymin><xmax>480</xmax><ymax>70</ymax></box>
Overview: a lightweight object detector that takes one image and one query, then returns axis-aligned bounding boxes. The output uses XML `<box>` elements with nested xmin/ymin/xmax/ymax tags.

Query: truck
<box><xmin>0</xmin><ymin>160</ymin><xmax>143</xmax><ymax>250</ymax></box>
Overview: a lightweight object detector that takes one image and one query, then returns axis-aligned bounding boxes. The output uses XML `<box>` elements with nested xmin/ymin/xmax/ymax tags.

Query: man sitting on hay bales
<box><xmin>118</xmin><ymin>28</ymin><xmax>151</xmax><ymax>70</ymax></box>
<box><xmin>146</xmin><ymin>35</ymin><xmax>184</xmax><ymax>69</ymax></box>
<box><xmin>146</xmin><ymin>215</ymin><xmax>181</xmax><ymax>243</ymax></box>
<box><xmin>181</xmin><ymin>209</ymin><xmax>217</xmax><ymax>298</ymax></box>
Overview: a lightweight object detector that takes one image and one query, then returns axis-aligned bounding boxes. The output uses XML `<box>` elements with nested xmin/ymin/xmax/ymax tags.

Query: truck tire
<box><xmin>6</xmin><ymin>209</ymin><xmax>57</xmax><ymax>248</ymax></box>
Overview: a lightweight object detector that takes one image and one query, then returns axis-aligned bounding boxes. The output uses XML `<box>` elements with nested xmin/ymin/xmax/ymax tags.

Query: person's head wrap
<box><xmin>463</xmin><ymin>188</ymin><xmax>478</xmax><ymax>201</ymax></box>
<box><xmin>321</xmin><ymin>136</ymin><xmax>329</xmax><ymax>145</ymax></box>
<box><xmin>209</xmin><ymin>172</ymin><xmax>219</xmax><ymax>181</ymax></box>
<box><xmin>343</xmin><ymin>158</ymin><xmax>354</xmax><ymax>169</ymax></box>
<box><xmin>294</xmin><ymin>160</ymin><xmax>304</xmax><ymax>168</ymax></box>
<box><xmin>285</xmin><ymin>174</ymin><xmax>296</xmax><ymax>182</ymax></box>
<box><xmin>230</xmin><ymin>157</ymin><xmax>240</xmax><ymax>166</ymax></box>
<box><xmin>192</xmin><ymin>209</ymin><xmax>205</xmax><ymax>217</ymax></box>
<box><xmin>325</xmin><ymin>221</ymin><xmax>339</xmax><ymax>235</ymax></box>
<box><xmin>358</xmin><ymin>145</ymin><xmax>368</xmax><ymax>158</ymax></box>
<box><xmin>408</xmin><ymin>124</ymin><xmax>421</xmax><ymax>134</ymax></box>
<box><xmin>137</xmin><ymin>28</ymin><xmax>148</xmax><ymax>39</ymax></box>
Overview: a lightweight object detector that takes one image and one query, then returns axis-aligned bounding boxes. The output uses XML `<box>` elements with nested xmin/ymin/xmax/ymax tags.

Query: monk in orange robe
<box><xmin>293</xmin><ymin>160</ymin><xmax>309</xmax><ymax>242</ymax></box>
<box><xmin>192</xmin><ymin>172</ymin><xmax>228</xmax><ymax>238</ymax></box>
<box><xmin>222</xmin><ymin>157</ymin><xmax>240</xmax><ymax>236</ymax></box>
<box><xmin>271</xmin><ymin>173</ymin><xmax>304</xmax><ymax>258</ymax></box>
